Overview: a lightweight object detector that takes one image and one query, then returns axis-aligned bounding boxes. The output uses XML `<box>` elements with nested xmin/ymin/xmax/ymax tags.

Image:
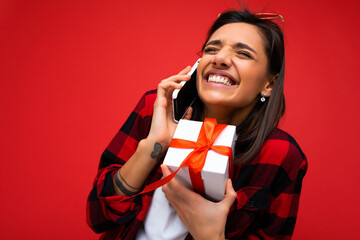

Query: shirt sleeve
<box><xmin>226</xmin><ymin>130</ymin><xmax>308</xmax><ymax>239</ymax></box>
<box><xmin>86</xmin><ymin>90</ymin><xmax>157</xmax><ymax>235</ymax></box>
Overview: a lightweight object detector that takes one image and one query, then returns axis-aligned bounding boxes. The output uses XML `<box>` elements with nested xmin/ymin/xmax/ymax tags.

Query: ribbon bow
<box><xmin>138</xmin><ymin>118</ymin><xmax>233</xmax><ymax>196</ymax></box>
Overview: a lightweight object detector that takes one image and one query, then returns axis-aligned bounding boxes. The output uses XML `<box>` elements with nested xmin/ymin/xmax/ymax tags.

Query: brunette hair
<box><xmin>193</xmin><ymin>10</ymin><xmax>285</xmax><ymax>164</ymax></box>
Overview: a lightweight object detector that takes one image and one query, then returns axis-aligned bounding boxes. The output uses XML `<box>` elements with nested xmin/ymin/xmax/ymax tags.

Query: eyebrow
<box><xmin>205</xmin><ymin>39</ymin><xmax>257</xmax><ymax>55</ymax></box>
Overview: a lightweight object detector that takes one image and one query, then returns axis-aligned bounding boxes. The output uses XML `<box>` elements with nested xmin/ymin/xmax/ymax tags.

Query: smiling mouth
<box><xmin>207</xmin><ymin>74</ymin><xmax>236</xmax><ymax>86</ymax></box>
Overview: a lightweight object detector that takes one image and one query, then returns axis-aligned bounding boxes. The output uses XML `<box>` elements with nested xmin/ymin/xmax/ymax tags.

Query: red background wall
<box><xmin>1</xmin><ymin>0</ymin><xmax>359</xmax><ymax>239</ymax></box>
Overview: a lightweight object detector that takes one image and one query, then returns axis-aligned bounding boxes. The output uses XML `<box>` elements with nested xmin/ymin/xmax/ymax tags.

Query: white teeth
<box><xmin>208</xmin><ymin>74</ymin><xmax>232</xmax><ymax>86</ymax></box>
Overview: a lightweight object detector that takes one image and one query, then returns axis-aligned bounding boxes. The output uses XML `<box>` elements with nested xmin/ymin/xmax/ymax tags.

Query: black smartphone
<box><xmin>172</xmin><ymin>58</ymin><xmax>201</xmax><ymax>122</ymax></box>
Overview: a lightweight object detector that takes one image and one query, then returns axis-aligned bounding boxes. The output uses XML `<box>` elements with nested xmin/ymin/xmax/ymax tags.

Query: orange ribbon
<box><xmin>138</xmin><ymin>118</ymin><xmax>233</xmax><ymax>197</ymax></box>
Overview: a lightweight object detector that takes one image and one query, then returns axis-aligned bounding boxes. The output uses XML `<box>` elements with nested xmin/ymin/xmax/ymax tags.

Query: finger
<box><xmin>160</xmin><ymin>165</ymin><xmax>199</xmax><ymax>203</ymax></box>
<box><xmin>160</xmin><ymin>164</ymin><xmax>172</xmax><ymax>178</ymax></box>
<box><xmin>158</xmin><ymin>78</ymin><xmax>186</xmax><ymax>91</ymax></box>
<box><xmin>183</xmin><ymin>107</ymin><xmax>193</xmax><ymax>120</ymax></box>
<box><xmin>156</xmin><ymin>80</ymin><xmax>187</xmax><ymax>105</ymax></box>
<box><xmin>160</xmin><ymin>164</ymin><xmax>182</xmax><ymax>190</ymax></box>
<box><xmin>178</xmin><ymin>65</ymin><xmax>191</xmax><ymax>75</ymax></box>
<box><xmin>160</xmin><ymin>165</ymin><xmax>185</xmax><ymax>204</ymax></box>
<box><xmin>158</xmin><ymin>76</ymin><xmax>191</xmax><ymax>96</ymax></box>
<box><xmin>220</xmin><ymin>179</ymin><xmax>237</xmax><ymax>208</ymax></box>
<box><xmin>165</xmin><ymin>74</ymin><xmax>191</xmax><ymax>84</ymax></box>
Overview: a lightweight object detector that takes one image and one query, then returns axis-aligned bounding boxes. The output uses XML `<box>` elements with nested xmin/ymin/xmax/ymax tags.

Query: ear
<box><xmin>261</xmin><ymin>74</ymin><xmax>277</xmax><ymax>97</ymax></box>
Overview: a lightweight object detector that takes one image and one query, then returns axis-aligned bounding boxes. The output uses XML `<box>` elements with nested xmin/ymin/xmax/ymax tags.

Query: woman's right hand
<box><xmin>147</xmin><ymin>66</ymin><xmax>192</xmax><ymax>149</ymax></box>
<box><xmin>113</xmin><ymin>66</ymin><xmax>193</xmax><ymax>196</ymax></box>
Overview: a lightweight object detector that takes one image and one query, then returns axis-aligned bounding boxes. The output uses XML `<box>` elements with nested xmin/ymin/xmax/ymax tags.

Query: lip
<box><xmin>204</xmin><ymin>69</ymin><xmax>238</xmax><ymax>85</ymax></box>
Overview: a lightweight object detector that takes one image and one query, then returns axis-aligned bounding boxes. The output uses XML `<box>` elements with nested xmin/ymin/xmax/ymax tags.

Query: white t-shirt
<box><xmin>135</xmin><ymin>186</ymin><xmax>188</xmax><ymax>240</ymax></box>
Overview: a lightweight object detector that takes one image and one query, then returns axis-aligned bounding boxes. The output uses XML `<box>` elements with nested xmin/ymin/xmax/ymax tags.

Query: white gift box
<box><xmin>163</xmin><ymin>119</ymin><xmax>237</xmax><ymax>201</ymax></box>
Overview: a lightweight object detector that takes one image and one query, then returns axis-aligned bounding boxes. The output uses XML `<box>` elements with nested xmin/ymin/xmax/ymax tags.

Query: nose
<box><xmin>211</xmin><ymin>48</ymin><xmax>231</xmax><ymax>68</ymax></box>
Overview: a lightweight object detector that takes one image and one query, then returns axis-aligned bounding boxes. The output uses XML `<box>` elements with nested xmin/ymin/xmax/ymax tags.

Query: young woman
<box><xmin>87</xmin><ymin>10</ymin><xmax>307</xmax><ymax>240</ymax></box>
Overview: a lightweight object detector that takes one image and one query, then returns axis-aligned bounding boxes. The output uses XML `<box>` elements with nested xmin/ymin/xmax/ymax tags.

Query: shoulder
<box><xmin>133</xmin><ymin>89</ymin><xmax>157</xmax><ymax>117</ymax></box>
<box><xmin>117</xmin><ymin>89</ymin><xmax>157</xmax><ymax>140</ymax></box>
<box><xmin>255</xmin><ymin>128</ymin><xmax>307</xmax><ymax>181</ymax></box>
<box><xmin>143</xmin><ymin>89</ymin><xmax>157</xmax><ymax>102</ymax></box>
<box><xmin>268</xmin><ymin>128</ymin><xmax>306</xmax><ymax>159</ymax></box>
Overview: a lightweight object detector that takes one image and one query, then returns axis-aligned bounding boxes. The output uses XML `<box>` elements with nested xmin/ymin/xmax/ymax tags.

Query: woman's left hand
<box><xmin>161</xmin><ymin>165</ymin><xmax>237</xmax><ymax>240</ymax></box>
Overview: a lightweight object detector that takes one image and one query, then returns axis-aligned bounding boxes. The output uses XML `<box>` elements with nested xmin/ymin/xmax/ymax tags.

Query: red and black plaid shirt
<box><xmin>87</xmin><ymin>90</ymin><xmax>307</xmax><ymax>240</ymax></box>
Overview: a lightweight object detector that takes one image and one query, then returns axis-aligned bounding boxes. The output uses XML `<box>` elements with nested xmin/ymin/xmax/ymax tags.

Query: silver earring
<box><xmin>260</xmin><ymin>92</ymin><xmax>267</xmax><ymax>102</ymax></box>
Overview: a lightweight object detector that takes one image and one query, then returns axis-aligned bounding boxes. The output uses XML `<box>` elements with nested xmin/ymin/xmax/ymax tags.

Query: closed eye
<box><xmin>236</xmin><ymin>51</ymin><xmax>253</xmax><ymax>59</ymax></box>
<box><xmin>203</xmin><ymin>47</ymin><xmax>219</xmax><ymax>53</ymax></box>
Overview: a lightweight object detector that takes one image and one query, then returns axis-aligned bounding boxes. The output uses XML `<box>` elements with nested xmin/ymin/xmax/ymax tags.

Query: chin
<box><xmin>199</xmin><ymin>93</ymin><xmax>232</xmax><ymax>108</ymax></box>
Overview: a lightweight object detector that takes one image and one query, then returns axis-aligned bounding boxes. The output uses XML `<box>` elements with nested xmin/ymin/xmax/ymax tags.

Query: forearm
<box><xmin>113</xmin><ymin>137</ymin><xmax>164</xmax><ymax>196</ymax></box>
<box><xmin>112</xmin><ymin>67</ymin><xmax>192</xmax><ymax>196</ymax></box>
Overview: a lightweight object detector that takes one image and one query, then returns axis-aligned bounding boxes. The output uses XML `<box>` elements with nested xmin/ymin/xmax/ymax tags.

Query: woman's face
<box><xmin>196</xmin><ymin>22</ymin><xmax>274</xmax><ymax>117</ymax></box>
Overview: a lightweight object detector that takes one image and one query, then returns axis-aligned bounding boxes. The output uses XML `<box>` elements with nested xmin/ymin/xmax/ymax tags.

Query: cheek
<box><xmin>195</xmin><ymin>61</ymin><xmax>208</xmax><ymax>92</ymax></box>
<box><xmin>241</xmin><ymin>67</ymin><xmax>268</xmax><ymax>91</ymax></box>
<box><xmin>196</xmin><ymin>58</ymin><xmax>209</xmax><ymax>77</ymax></box>
<box><xmin>196</xmin><ymin>82</ymin><xmax>207</xmax><ymax>103</ymax></box>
